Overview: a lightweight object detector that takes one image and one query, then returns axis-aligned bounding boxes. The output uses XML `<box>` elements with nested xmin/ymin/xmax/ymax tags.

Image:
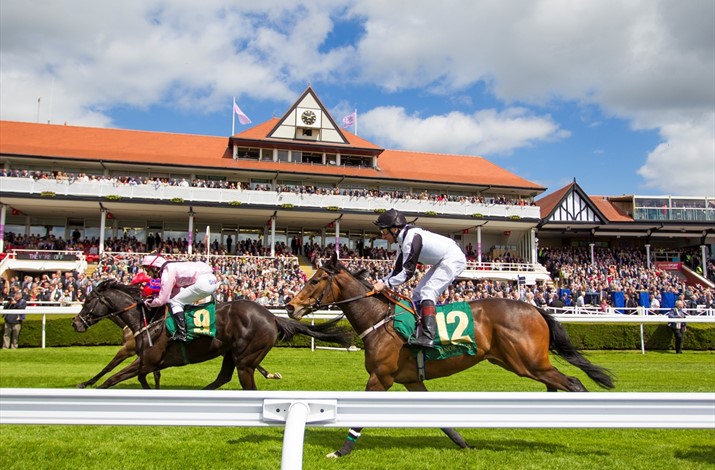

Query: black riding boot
<box><xmin>410</xmin><ymin>300</ymin><xmax>437</xmax><ymax>349</ymax></box>
<box><xmin>171</xmin><ymin>308</ymin><xmax>188</xmax><ymax>342</ymax></box>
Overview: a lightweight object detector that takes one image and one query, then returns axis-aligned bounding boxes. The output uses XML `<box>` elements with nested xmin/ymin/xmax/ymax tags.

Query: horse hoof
<box><xmin>273</xmin><ymin>373</ymin><xmax>282</xmax><ymax>379</ymax></box>
<box><xmin>326</xmin><ymin>452</ymin><xmax>340</xmax><ymax>459</ymax></box>
<box><xmin>77</xmin><ymin>383</ymin><xmax>87</xmax><ymax>389</ymax></box>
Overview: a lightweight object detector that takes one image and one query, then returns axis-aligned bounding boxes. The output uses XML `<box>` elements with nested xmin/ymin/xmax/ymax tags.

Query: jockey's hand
<box><xmin>144</xmin><ymin>298</ymin><xmax>154</xmax><ymax>308</ymax></box>
<box><xmin>373</xmin><ymin>281</ymin><xmax>386</xmax><ymax>293</ymax></box>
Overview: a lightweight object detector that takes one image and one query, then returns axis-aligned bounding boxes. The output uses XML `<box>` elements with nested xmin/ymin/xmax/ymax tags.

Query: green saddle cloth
<box><xmin>165</xmin><ymin>301</ymin><xmax>217</xmax><ymax>341</ymax></box>
<box><xmin>393</xmin><ymin>301</ymin><xmax>477</xmax><ymax>360</ymax></box>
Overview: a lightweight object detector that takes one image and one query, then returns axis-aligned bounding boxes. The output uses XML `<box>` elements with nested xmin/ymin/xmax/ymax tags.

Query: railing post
<box><xmin>281</xmin><ymin>402</ymin><xmax>310</xmax><ymax>470</ymax></box>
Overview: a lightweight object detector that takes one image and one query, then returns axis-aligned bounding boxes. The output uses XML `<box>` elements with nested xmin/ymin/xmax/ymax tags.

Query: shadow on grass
<box><xmin>229</xmin><ymin>429</ymin><xmax>609</xmax><ymax>458</ymax></box>
<box><xmin>675</xmin><ymin>445</ymin><xmax>715</xmax><ymax>466</ymax></box>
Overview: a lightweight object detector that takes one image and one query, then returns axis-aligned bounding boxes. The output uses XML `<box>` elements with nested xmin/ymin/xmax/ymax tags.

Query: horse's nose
<box><xmin>284</xmin><ymin>304</ymin><xmax>294</xmax><ymax>315</ymax></box>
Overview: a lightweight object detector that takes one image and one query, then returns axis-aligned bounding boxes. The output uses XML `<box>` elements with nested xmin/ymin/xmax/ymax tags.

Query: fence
<box><xmin>2</xmin><ymin>304</ymin><xmax>715</xmax><ymax>350</ymax></box>
<box><xmin>1</xmin><ymin>388</ymin><xmax>713</xmax><ymax>470</ymax></box>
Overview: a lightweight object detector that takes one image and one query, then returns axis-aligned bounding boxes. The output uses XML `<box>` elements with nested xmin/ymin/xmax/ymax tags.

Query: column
<box><xmin>645</xmin><ymin>244</ymin><xmax>651</xmax><ymax>270</ymax></box>
<box><xmin>270</xmin><ymin>215</ymin><xmax>276</xmax><ymax>257</ymax></box>
<box><xmin>0</xmin><ymin>204</ymin><xmax>6</xmax><ymax>253</ymax></box>
<box><xmin>589</xmin><ymin>243</ymin><xmax>595</xmax><ymax>265</ymax></box>
<box><xmin>99</xmin><ymin>209</ymin><xmax>107</xmax><ymax>255</ymax></box>
<box><xmin>477</xmin><ymin>226</ymin><xmax>482</xmax><ymax>264</ymax></box>
<box><xmin>701</xmin><ymin>245</ymin><xmax>709</xmax><ymax>279</ymax></box>
<box><xmin>335</xmin><ymin>219</ymin><xmax>340</xmax><ymax>257</ymax></box>
<box><xmin>530</xmin><ymin>228</ymin><xmax>537</xmax><ymax>265</ymax></box>
<box><xmin>187</xmin><ymin>210</ymin><xmax>194</xmax><ymax>256</ymax></box>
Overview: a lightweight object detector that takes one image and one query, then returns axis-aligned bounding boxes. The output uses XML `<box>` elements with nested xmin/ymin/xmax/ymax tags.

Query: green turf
<box><xmin>0</xmin><ymin>347</ymin><xmax>714</xmax><ymax>469</ymax></box>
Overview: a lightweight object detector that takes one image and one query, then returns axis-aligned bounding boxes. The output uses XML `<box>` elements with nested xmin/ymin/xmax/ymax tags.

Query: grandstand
<box><xmin>1</xmin><ymin>87</ymin><xmax>714</xmax><ymax>305</ymax></box>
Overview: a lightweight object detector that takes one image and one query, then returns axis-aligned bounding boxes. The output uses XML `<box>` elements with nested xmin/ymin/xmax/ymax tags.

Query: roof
<box><xmin>536</xmin><ymin>182</ymin><xmax>634</xmax><ymax>223</ymax></box>
<box><xmin>590</xmin><ymin>196</ymin><xmax>633</xmax><ymax>222</ymax></box>
<box><xmin>0</xmin><ymin>120</ymin><xmax>544</xmax><ymax>191</ymax></box>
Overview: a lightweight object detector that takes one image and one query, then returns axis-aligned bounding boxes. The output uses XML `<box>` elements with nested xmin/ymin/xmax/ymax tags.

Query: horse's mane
<box><xmin>96</xmin><ymin>279</ymin><xmax>142</xmax><ymax>297</ymax></box>
<box><xmin>324</xmin><ymin>257</ymin><xmax>373</xmax><ymax>290</ymax></box>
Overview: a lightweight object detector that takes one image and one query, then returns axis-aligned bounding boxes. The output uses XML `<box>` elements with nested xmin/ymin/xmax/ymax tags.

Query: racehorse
<box><xmin>285</xmin><ymin>253</ymin><xmax>615</xmax><ymax>457</ymax></box>
<box><xmin>76</xmin><ymin>326</ymin><xmax>282</xmax><ymax>389</ymax></box>
<box><xmin>73</xmin><ymin>280</ymin><xmax>352</xmax><ymax>390</ymax></box>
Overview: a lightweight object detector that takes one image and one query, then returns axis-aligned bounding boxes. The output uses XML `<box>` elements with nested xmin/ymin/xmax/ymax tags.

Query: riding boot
<box><xmin>170</xmin><ymin>308</ymin><xmax>188</xmax><ymax>342</ymax></box>
<box><xmin>410</xmin><ymin>300</ymin><xmax>437</xmax><ymax>349</ymax></box>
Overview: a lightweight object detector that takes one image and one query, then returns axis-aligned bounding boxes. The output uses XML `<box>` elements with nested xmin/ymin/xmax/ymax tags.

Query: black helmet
<box><xmin>374</xmin><ymin>209</ymin><xmax>407</xmax><ymax>229</ymax></box>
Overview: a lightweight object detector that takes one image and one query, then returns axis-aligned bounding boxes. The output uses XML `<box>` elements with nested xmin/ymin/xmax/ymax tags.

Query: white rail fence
<box><xmin>1</xmin><ymin>389</ymin><xmax>713</xmax><ymax>470</ymax></box>
<box><xmin>4</xmin><ymin>305</ymin><xmax>714</xmax><ymax>351</ymax></box>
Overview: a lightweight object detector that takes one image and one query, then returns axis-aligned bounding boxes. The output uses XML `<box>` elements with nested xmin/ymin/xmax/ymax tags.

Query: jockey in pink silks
<box><xmin>140</xmin><ymin>254</ymin><xmax>218</xmax><ymax>342</ymax></box>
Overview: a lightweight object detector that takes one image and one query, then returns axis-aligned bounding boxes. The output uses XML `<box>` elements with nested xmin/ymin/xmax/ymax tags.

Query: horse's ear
<box><xmin>330</xmin><ymin>252</ymin><xmax>338</xmax><ymax>267</ymax></box>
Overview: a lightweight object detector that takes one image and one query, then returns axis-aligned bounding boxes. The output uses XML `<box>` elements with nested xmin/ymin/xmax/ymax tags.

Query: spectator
<box><xmin>2</xmin><ymin>292</ymin><xmax>27</xmax><ymax>349</ymax></box>
<box><xmin>667</xmin><ymin>300</ymin><xmax>687</xmax><ymax>354</ymax></box>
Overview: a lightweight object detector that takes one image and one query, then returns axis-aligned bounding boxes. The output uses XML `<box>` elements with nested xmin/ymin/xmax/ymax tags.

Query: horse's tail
<box><xmin>537</xmin><ymin>308</ymin><xmax>615</xmax><ymax>389</ymax></box>
<box><xmin>274</xmin><ymin>315</ymin><xmax>354</xmax><ymax>348</ymax></box>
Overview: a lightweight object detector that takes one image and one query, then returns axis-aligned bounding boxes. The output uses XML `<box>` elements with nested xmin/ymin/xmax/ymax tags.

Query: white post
<box><xmin>645</xmin><ymin>244</ymin><xmax>651</xmax><ymax>269</ymax></box>
<box><xmin>99</xmin><ymin>209</ymin><xmax>107</xmax><ymax>255</ymax></box>
<box><xmin>281</xmin><ymin>402</ymin><xmax>310</xmax><ymax>470</ymax></box>
<box><xmin>589</xmin><ymin>243</ymin><xmax>595</xmax><ymax>265</ymax></box>
<box><xmin>701</xmin><ymin>245</ymin><xmax>708</xmax><ymax>279</ymax></box>
<box><xmin>335</xmin><ymin>219</ymin><xmax>340</xmax><ymax>257</ymax></box>
<box><xmin>271</xmin><ymin>216</ymin><xmax>276</xmax><ymax>257</ymax></box>
<box><xmin>0</xmin><ymin>204</ymin><xmax>6</xmax><ymax>253</ymax></box>
<box><xmin>187</xmin><ymin>212</ymin><xmax>194</xmax><ymax>256</ymax></box>
<box><xmin>477</xmin><ymin>226</ymin><xmax>482</xmax><ymax>264</ymax></box>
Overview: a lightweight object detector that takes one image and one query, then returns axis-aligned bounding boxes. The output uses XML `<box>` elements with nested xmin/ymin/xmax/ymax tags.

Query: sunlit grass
<box><xmin>1</xmin><ymin>347</ymin><xmax>714</xmax><ymax>469</ymax></box>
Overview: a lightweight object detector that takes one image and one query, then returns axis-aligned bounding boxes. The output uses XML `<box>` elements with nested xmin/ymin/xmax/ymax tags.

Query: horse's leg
<box><xmin>404</xmin><ymin>381</ymin><xmax>472</xmax><ymax>449</ymax></box>
<box><xmin>257</xmin><ymin>365</ymin><xmax>282</xmax><ymax>380</ymax></box>
<box><xmin>328</xmin><ymin>372</ymin><xmax>393</xmax><ymax>458</ymax></box>
<box><xmin>235</xmin><ymin>347</ymin><xmax>274</xmax><ymax>391</ymax></box>
<box><xmin>77</xmin><ymin>340</ymin><xmax>135</xmax><ymax>388</ymax></box>
<box><xmin>486</xmin><ymin>337</ymin><xmax>585</xmax><ymax>392</ymax></box>
<box><xmin>96</xmin><ymin>358</ymin><xmax>145</xmax><ymax>389</ymax></box>
<box><xmin>203</xmin><ymin>354</ymin><xmax>235</xmax><ymax>390</ymax></box>
<box><xmin>153</xmin><ymin>371</ymin><xmax>161</xmax><ymax>389</ymax></box>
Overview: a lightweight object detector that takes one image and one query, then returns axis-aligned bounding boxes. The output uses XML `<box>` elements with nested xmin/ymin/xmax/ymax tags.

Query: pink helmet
<box><xmin>141</xmin><ymin>254</ymin><xmax>167</xmax><ymax>268</ymax></box>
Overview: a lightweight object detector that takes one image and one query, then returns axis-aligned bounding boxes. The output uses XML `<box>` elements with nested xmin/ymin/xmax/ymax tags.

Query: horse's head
<box><xmin>72</xmin><ymin>280</ymin><xmax>140</xmax><ymax>332</ymax></box>
<box><xmin>285</xmin><ymin>253</ymin><xmax>373</xmax><ymax>320</ymax></box>
<box><xmin>285</xmin><ymin>253</ymin><xmax>343</xmax><ymax>320</ymax></box>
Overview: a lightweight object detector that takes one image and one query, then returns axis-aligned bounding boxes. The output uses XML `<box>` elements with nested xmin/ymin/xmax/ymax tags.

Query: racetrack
<box><xmin>1</xmin><ymin>347</ymin><xmax>713</xmax><ymax>469</ymax></box>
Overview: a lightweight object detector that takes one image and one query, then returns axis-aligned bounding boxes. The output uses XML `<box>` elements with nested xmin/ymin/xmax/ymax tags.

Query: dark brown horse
<box><xmin>285</xmin><ymin>253</ymin><xmax>615</xmax><ymax>457</ymax></box>
<box><xmin>76</xmin><ymin>326</ymin><xmax>282</xmax><ymax>389</ymax></box>
<box><xmin>73</xmin><ymin>280</ymin><xmax>352</xmax><ymax>390</ymax></box>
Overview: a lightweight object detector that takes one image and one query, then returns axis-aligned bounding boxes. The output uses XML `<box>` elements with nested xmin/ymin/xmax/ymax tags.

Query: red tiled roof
<box><xmin>591</xmin><ymin>196</ymin><xmax>634</xmax><ymax>222</ymax></box>
<box><xmin>535</xmin><ymin>183</ymin><xmax>572</xmax><ymax>218</ymax></box>
<box><xmin>0</xmin><ymin>120</ymin><xmax>544</xmax><ymax>190</ymax></box>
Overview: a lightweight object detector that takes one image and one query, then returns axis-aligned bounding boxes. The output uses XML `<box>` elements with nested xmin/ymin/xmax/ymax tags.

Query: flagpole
<box><xmin>354</xmin><ymin>108</ymin><xmax>358</xmax><ymax>136</ymax></box>
<box><xmin>231</xmin><ymin>97</ymin><xmax>236</xmax><ymax>135</ymax></box>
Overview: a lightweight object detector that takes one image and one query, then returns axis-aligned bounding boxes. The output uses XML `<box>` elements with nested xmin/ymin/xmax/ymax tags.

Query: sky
<box><xmin>1</xmin><ymin>0</ymin><xmax>714</xmax><ymax>198</ymax></box>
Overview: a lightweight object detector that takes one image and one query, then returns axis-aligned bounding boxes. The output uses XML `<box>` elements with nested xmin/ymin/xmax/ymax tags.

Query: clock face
<box><xmin>301</xmin><ymin>110</ymin><xmax>317</xmax><ymax>125</ymax></box>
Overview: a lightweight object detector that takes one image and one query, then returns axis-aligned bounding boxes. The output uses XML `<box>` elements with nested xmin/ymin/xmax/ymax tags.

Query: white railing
<box><xmin>3</xmin><ymin>305</ymin><xmax>714</xmax><ymax>350</ymax></box>
<box><xmin>1</xmin><ymin>388</ymin><xmax>712</xmax><ymax>470</ymax></box>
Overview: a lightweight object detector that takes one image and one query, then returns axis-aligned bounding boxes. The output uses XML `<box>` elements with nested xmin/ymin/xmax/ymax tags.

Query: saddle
<box><xmin>165</xmin><ymin>300</ymin><xmax>218</xmax><ymax>341</ymax></box>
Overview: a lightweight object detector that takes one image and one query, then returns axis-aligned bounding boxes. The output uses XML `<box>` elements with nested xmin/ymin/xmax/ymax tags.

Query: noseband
<box><xmin>77</xmin><ymin>291</ymin><xmax>138</xmax><ymax>328</ymax></box>
<box><xmin>307</xmin><ymin>271</ymin><xmax>377</xmax><ymax>311</ymax></box>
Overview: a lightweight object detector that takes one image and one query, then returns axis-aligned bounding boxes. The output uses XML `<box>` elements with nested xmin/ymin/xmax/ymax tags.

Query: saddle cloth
<box><xmin>165</xmin><ymin>300</ymin><xmax>217</xmax><ymax>341</ymax></box>
<box><xmin>393</xmin><ymin>300</ymin><xmax>477</xmax><ymax>360</ymax></box>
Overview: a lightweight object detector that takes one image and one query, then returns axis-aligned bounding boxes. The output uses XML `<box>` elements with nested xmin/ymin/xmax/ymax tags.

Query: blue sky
<box><xmin>1</xmin><ymin>1</ymin><xmax>713</xmax><ymax>197</ymax></box>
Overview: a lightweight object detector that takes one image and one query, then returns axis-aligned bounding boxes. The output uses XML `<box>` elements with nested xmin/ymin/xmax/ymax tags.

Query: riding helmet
<box><xmin>374</xmin><ymin>209</ymin><xmax>407</xmax><ymax>229</ymax></box>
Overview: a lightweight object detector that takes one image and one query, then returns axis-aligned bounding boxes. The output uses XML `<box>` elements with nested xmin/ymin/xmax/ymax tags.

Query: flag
<box><xmin>341</xmin><ymin>111</ymin><xmax>356</xmax><ymax>129</ymax></box>
<box><xmin>233</xmin><ymin>100</ymin><xmax>252</xmax><ymax>125</ymax></box>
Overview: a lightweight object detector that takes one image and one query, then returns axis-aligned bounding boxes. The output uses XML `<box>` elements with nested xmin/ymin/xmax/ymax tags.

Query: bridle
<box><xmin>76</xmin><ymin>290</ymin><xmax>139</xmax><ymax>329</ymax></box>
<box><xmin>304</xmin><ymin>268</ymin><xmax>417</xmax><ymax>340</ymax></box>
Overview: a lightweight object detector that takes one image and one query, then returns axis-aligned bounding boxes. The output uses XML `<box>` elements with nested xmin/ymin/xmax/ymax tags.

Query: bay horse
<box><xmin>285</xmin><ymin>253</ymin><xmax>615</xmax><ymax>457</ymax></box>
<box><xmin>73</xmin><ymin>280</ymin><xmax>352</xmax><ymax>390</ymax></box>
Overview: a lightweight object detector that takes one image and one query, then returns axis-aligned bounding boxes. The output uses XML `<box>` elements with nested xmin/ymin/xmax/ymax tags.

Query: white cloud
<box><xmin>638</xmin><ymin>116</ymin><xmax>715</xmax><ymax>196</ymax></box>
<box><xmin>361</xmin><ymin>106</ymin><xmax>568</xmax><ymax>155</ymax></box>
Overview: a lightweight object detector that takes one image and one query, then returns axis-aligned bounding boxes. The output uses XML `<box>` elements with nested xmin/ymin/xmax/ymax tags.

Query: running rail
<box><xmin>1</xmin><ymin>389</ymin><xmax>713</xmax><ymax>470</ymax></box>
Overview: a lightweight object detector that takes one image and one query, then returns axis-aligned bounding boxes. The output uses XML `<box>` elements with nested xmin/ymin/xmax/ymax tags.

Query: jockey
<box><xmin>372</xmin><ymin>209</ymin><xmax>466</xmax><ymax>348</ymax></box>
<box><xmin>140</xmin><ymin>254</ymin><xmax>218</xmax><ymax>342</ymax></box>
<box><xmin>130</xmin><ymin>272</ymin><xmax>161</xmax><ymax>298</ymax></box>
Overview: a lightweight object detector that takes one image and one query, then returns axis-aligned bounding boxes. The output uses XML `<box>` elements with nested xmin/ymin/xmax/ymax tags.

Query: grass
<box><xmin>0</xmin><ymin>347</ymin><xmax>714</xmax><ymax>469</ymax></box>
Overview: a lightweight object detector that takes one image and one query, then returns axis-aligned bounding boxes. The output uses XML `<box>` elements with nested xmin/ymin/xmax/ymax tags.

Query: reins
<box><xmin>308</xmin><ymin>270</ymin><xmax>417</xmax><ymax>340</ymax></box>
<box><xmin>76</xmin><ymin>294</ymin><xmax>138</xmax><ymax>328</ymax></box>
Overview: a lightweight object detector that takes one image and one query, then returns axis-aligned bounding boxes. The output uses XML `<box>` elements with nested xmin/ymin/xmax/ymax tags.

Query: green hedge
<box><xmin>3</xmin><ymin>316</ymin><xmax>714</xmax><ymax>350</ymax></box>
